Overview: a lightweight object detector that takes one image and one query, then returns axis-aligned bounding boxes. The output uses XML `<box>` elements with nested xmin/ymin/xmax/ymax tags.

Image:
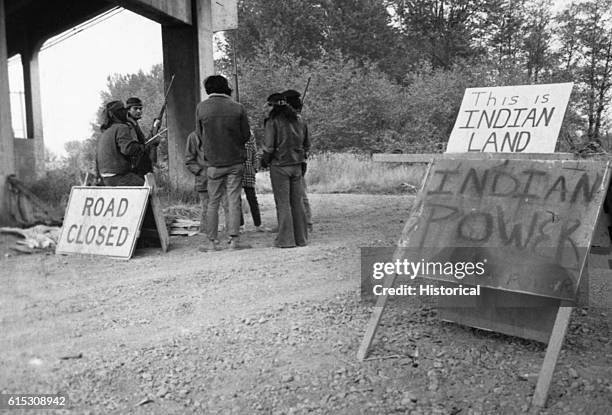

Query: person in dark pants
<box><xmin>261</xmin><ymin>97</ymin><xmax>310</xmax><ymax>248</ymax></box>
<box><xmin>282</xmin><ymin>89</ymin><xmax>313</xmax><ymax>232</ymax></box>
<box><xmin>185</xmin><ymin>130</ymin><xmax>230</xmax><ymax>236</ymax></box>
<box><xmin>240</xmin><ymin>132</ymin><xmax>264</xmax><ymax>231</ymax></box>
<box><xmin>125</xmin><ymin>97</ymin><xmax>161</xmax><ymax>178</ymax></box>
<box><xmin>195</xmin><ymin>75</ymin><xmax>252</xmax><ymax>251</ymax></box>
<box><xmin>96</xmin><ymin>100</ymin><xmax>152</xmax><ymax>187</ymax></box>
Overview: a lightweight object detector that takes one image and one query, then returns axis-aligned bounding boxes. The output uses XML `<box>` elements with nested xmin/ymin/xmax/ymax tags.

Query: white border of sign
<box><xmin>56</xmin><ymin>186</ymin><xmax>150</xmax><ymax>260</ymax></box>
<box><xmin>446</xmin><ymin>83</ymin><xmax>573</xmax><ymax>153</ymax></box>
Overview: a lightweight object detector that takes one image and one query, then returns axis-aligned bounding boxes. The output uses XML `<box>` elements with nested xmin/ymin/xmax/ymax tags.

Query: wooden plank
<box><xmin>145</xmin><ymin>173</ymin><xmax>169</xmax><ymax>253</ymax></box>
<box><xmin>357</xmin><ymin>162</ymin><xmax>434</xmax><ymax>360</ymax></box>
<box><xmin>357</xmin><ymin>272</ymin><xmax>398</xmax><ymax>361</ymax></box>
<box><xmin>531</xmin><ymin>305</ymin><xmax>573</xmax><ymax>408</ymax></box>
<box><xmin>372</xmin><ymin>152</ymin><xmax>611</xmax><ymax>163</ymax></box>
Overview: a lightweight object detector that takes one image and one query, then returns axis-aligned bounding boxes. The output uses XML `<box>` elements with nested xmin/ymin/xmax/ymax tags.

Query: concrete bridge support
<box><xmin>162</xmin><ymin>0</ymin><xmax>214</xmax><ymax>193</ymax></box>
<box><xmin>1</xmin><ymin>0</ymin><xmax>16</xmax><ymax>225</ymax></box>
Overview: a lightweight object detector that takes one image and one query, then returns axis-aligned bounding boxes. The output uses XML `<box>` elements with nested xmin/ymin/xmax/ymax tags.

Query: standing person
<box><xmin>96</xmin><ymin>100</ymin><xmax>151</xmax><ymax>186</ymax></box>
<box><xmin>125</xmin><ymin>97</ymin><xmax>160</xmax><ymax>178</ymax></box>
<box><xmin>185</xmin><ymin>130</ymin><xmax>230</xmax><ymax>237</ymax></box>
<box><xmin>195</xmin><ymin>75</ymin><xmax>251</xmax><ymax>251</ymax></box>
<box><xmin>241</xmin><ymin>132</ymin><xmax>264</xmax><ymax>231</ymax></box>
<box><xmin>261</xmin><ymin>96</ymin><xmax>310</xmax><ymax>248</ymax></box>
<box><xmin>282</xmin><ymin>89</ymin><xmax>313</xmax><ymax>232</ymax></box>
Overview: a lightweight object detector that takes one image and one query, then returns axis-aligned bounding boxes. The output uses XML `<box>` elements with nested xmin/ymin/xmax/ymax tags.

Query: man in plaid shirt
<box><xmin>241</xmin><ymin>132</ymin><xmax>263</xmax><ymax>231</ymax></box>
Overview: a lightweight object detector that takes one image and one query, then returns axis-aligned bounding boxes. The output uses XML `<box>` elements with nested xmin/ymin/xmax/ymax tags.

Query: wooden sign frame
<box><xmin>359</xmin><ymin>153</ymin><xmax>612</xmax><ymax>409</ymax></box>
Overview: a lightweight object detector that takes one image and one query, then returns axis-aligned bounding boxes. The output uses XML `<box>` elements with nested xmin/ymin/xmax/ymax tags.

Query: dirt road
<box><xmin>1</xmin><ymin>193</ymin><xmax>610</xmax><ymax>414</ymax></box>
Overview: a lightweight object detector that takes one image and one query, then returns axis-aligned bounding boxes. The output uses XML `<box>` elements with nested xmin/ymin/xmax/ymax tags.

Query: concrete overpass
<box><xmin>1</xmin><ymin>0</ymin><xmax>225</xmax><ymax>225</ymax></box>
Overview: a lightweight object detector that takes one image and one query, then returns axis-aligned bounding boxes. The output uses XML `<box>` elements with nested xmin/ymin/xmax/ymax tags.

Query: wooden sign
<box><xmin>446</xmin><ymin>83</ymin><xmax>573</xmax><ymax>153</ymax></box>
<box><xmin>399</xmin><ymin>158</ymin><xmax>610</xmax><ymax>301</ymax></box>
<box><xmin>56</xmin><ymin>187</ymin><xmax>150</xmax><ymax>259</ymax></box>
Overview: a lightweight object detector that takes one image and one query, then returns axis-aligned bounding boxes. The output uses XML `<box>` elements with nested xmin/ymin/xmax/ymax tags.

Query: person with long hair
<box><xmin>261</xmin><ymin>93</ymin><xmax>310</xmax><ymax>248</ymax></box>
<box><xmin>96</xmin><ymin>100</ymin><xmax>151</xmax><ymax>186</ymax></box>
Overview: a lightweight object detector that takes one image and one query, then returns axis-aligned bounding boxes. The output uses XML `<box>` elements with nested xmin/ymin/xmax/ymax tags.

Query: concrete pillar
<box><xmin>161</xmin><ymin>24</ymin><xmax>199</xmax><ymax>192</ymax></box>
<box><xmin>0</xmin><ymin>0</ymin><xmax>16</xmax><ymax>225</ymax></box>
<box><xmin>161</xmin><ymin>0</ymin><xmax>214</xmax><ymax>193</ymax></box>
<box><xmin>21</xmin><ymin>46</ymin><xmax>45</xmax><ymax>178</ymax></box>
<box><xmin>196</xmin><ymin>0</ymin><xmax>214</xmax><ymax>99</ymax></box>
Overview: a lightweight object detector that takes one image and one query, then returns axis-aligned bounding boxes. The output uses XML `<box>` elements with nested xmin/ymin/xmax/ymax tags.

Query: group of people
<box><xmin>95</xmin><ymin>74</ymin><xmax>311</xmax><ymax>250</ymax></box>
<box><xmin>96</xmin><ymin>97</ymin><xmax>161</xmax><ymax>186</ymax></box>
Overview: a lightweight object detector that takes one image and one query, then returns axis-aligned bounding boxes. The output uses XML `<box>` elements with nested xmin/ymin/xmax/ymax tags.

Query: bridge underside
<box><xmin>1</xmin><ymin>0</ymin><xmax>215</xmax><ymax>225</ymax></box>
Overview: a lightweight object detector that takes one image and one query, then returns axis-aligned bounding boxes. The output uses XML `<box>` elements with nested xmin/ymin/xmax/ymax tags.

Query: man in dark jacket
<box><xmin>195</xmin><ymin>75</ymin><xmax>251</xmax><ymax>250</ymax></box>
<box><xmin>125</xmin><ymin>97</ymin><xmax>160</xmax><ymax>177</ymax></box>
<box><xmin>96</xmin><ymin>100</ymin><xmax>146</xmax><ymax>186</ymax></box>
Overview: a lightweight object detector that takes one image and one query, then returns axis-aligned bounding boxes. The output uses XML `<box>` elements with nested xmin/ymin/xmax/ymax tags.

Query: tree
<box><xmin>233</xmin><ymin>0</ymin><xmax>409</xmax><ymax>80</ymax></box>
<box><xmin>555</xmin><ymin>0</ymin><xmax>612</xmax><ymax>141</ymax></box>
<box><xmin>389</xmin><ymin>0</ymin><xmax>494</xmax><ymax>69</ymax></box>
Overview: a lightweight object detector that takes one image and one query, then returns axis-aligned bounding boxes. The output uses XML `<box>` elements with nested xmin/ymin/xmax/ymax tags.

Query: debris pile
<box><xmin>0</xmin><ymin>224</ymin><xmax>61</xmax><ymax>253</ymax></box>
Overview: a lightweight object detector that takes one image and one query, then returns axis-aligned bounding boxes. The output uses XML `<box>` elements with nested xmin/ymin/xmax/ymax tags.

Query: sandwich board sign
<box><xmin>446</xmin><ymin>83</ymin><xmax>573</xmax><ymax>153</ymax></box>
<box><xmin>358</xmin><ymin>156</ymin><xmax>612</xmax><ymax>408</ymax></box>
<box><xmin>56</xmin><ymin>187</ymin><xmax>150</xmax><ymax>259</ymax></box>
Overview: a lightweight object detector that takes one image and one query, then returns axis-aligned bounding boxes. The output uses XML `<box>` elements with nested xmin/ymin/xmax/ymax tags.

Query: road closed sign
<box><xmin>446</xmin><ymin>83</ymin><xmax>573</xmax><ymax>153</ymax></box>
<box><xmin>56</xmin><ymin>187</ymin><xmax>150</xmax><ymax>259</ymax></box>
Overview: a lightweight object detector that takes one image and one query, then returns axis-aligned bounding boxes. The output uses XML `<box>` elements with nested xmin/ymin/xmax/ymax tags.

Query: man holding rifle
<box><xmin>125</xmin><ymin>97</ymin><xmax>161</xmax><ymax>178</ymax></box>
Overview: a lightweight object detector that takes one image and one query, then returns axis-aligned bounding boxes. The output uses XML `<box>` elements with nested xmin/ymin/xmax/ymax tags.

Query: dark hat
<box><xmin>266</xmin><ymin>93</ymin><xmax>285</xmax><ymax>106</ymax></box>
<box><xmin>282</xmin><ymin>89</ymin><xmax>301</xmax><ymax>99</ymax></box>
<box><xmin>126</xmin><ymin>97</ymin><xmax>143</xmax><ymax>108</ymax></box>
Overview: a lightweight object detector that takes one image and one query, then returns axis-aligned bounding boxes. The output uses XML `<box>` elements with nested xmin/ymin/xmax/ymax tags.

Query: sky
<box><xmin>8</xmin><ymin>9</ymin><xmax>163</xmax><ymax>156</ymax></box>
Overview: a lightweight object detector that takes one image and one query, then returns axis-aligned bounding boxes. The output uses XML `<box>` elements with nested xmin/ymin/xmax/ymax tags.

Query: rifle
<box><xmin>145</xmin><ymin>128</ymin><xmax>168</xmax><ymax>145</ymax></box>
<box><xmin>301</xmin><ymin>76</ymin><xmax>311</xmax><ymax>107</ymax></box>
<box><xmin>149</xmin><ymin>74</ymin><xmax>175</xmax><ymax>137</ymax></box>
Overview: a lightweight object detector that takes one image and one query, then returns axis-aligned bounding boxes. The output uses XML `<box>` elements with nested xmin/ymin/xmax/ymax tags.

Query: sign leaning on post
<box><xmin>446</xmin><ymin>83</ymin><xmax>573</xmax><ymax>153</ymax></box>
<box><xmin>56</xmin><ymin>187</ymin><xmax>150</xmax><ymax>259</ymax></box>
<box><xmin>56</xmin><ymin>174</ymin><xmax>169</xmax><ymax>259</ymax></box>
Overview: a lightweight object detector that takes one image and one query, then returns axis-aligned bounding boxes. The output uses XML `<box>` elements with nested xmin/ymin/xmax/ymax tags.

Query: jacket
<box><xmin>195</xmin><ymin>94</ymin><xmax>250</xmax><ymax>167</ymax></box>
<box><xmin>96</xmin><ymin>123</ymin><xmax>144</xmax><ymax>175</ymax></box>
<box><xmin>263</xmin><ymin>115</ymin><xmax>310</xmax><ymax>167</ymax></box>
<box><xmin>127</xmin><ymin>118</ymin><xmax>154</xmax><ymax>176</ymax></box>
<box><xmin>185</xmin><ymin>131</ymin><xmax>208</xmax><ymax>192</ymax></box>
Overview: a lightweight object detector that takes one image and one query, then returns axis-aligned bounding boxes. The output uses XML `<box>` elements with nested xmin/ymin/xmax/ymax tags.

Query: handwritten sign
<box><xmin>446</xmin><ymin>83</ymin><xmax>573</xmax><ymax>153</ymax></box>
<box><xmin>399</xmin><ymin>158</ymin><xmax>610</xmax><ymax>300</ymax></box>
<box><xmin>56</xmin><ymin>187</ymin><xmax>150</xmax><ymax>259</ymax></box>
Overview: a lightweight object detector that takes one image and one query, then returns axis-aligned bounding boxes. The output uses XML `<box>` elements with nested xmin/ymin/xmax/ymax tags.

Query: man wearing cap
<box><xmin>96</xmin><ymin>100</ymin><xmax>146</xmax><ymax>186</ymax></box>
<box><xmin>125</xmin><ymin>97</ymin><xmax>161</xmax><ymax>177</ymax></box>
<box><xmin>195</xmin><ymin>75</ymin><xmax>252</xmax><ymax>251</ymax></box>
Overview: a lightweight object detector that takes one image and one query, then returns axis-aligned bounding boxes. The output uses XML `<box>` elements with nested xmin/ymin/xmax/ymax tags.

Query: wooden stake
<box><xmin>357</xmin><ymin>272</ymin><xmax>398</xmax><ymax>361</ymax></box>
<box><xmin>144</xmin><ymin>173</ymin><xmax>169</xmax><ymax>252</ymax></box>
<box><xmin>531</xmin><ymin>305</ymin><xmax>573</xmax><ymax>408</ymax></box>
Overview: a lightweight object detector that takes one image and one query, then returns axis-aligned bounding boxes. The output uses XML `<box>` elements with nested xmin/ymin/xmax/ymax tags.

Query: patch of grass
<box><xmin>255</xmin><ymin>153</ymin><xmax>425</xmax><ymax>194</ymax></box>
